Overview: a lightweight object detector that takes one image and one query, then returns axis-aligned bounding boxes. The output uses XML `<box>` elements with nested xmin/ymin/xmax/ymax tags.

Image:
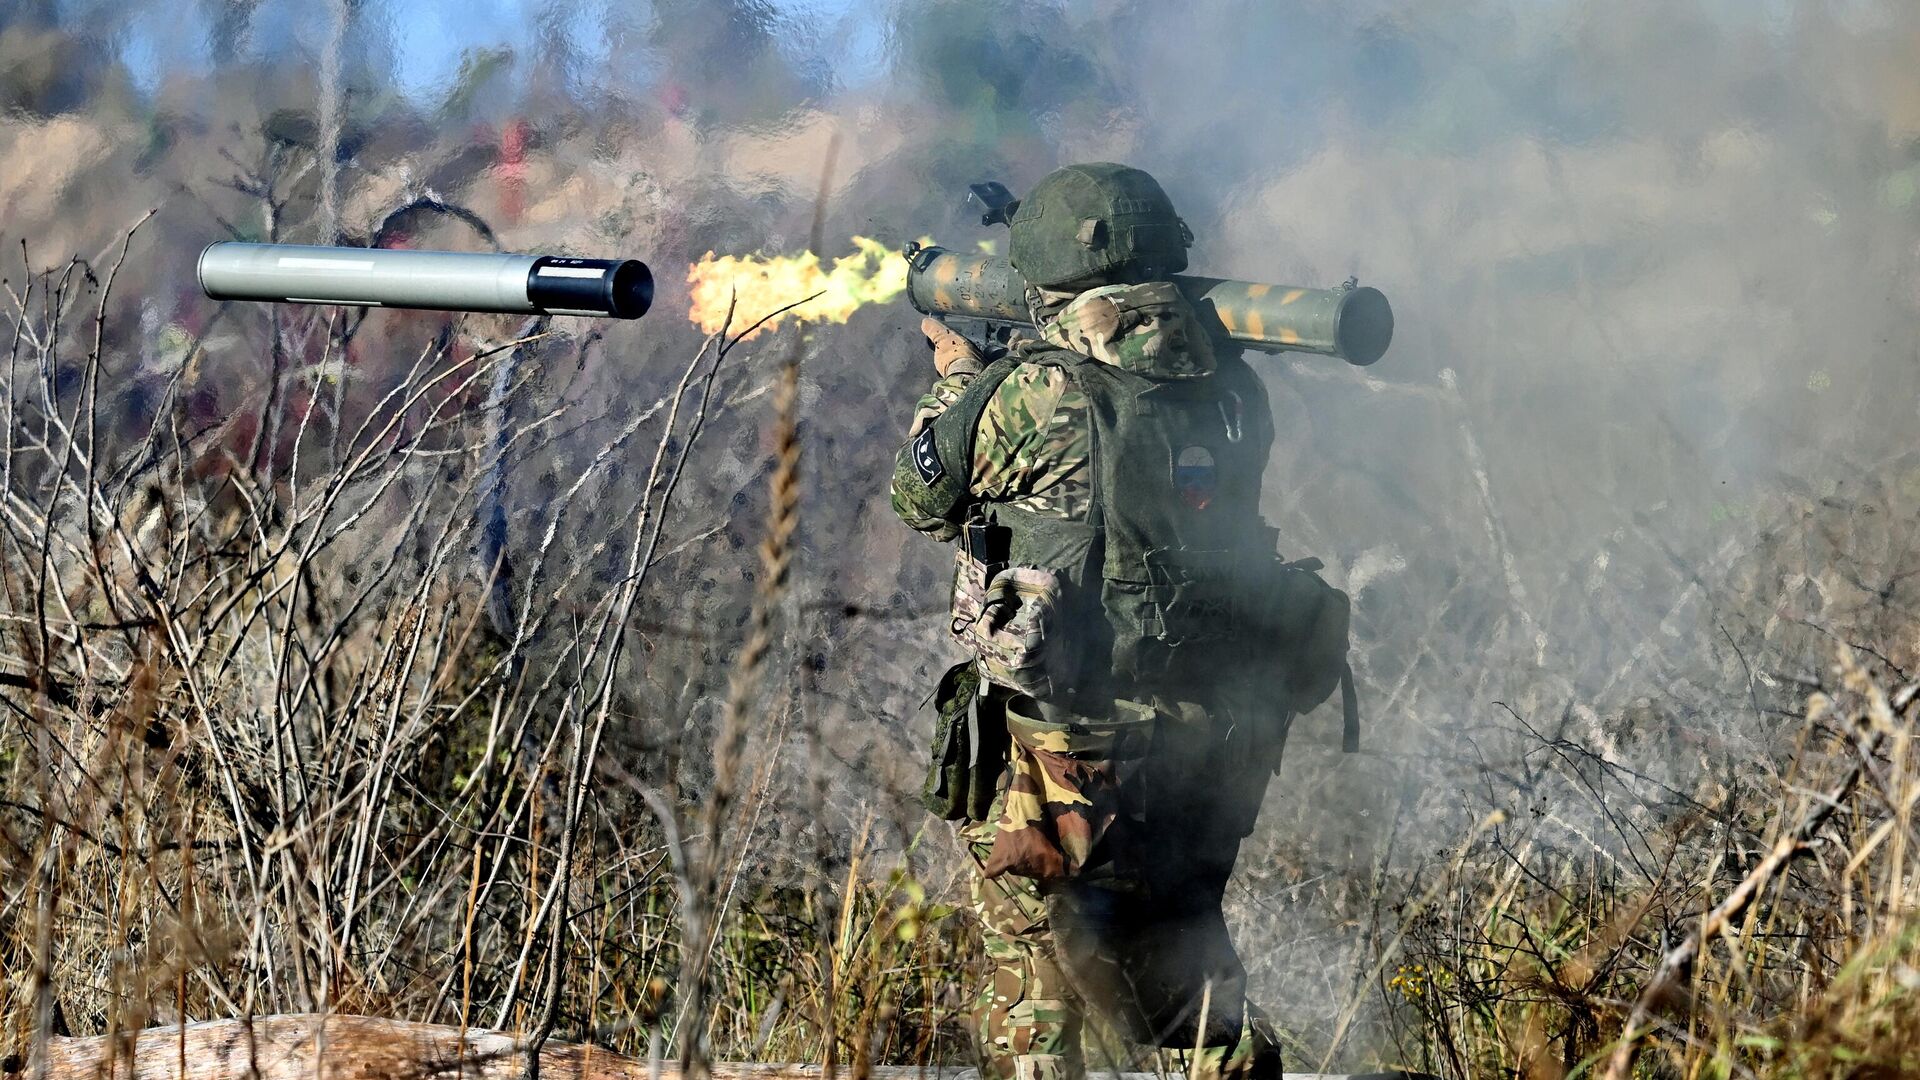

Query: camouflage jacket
<box><xmin>889</xmin><ymin>281</ymin><xmax>1215</xmax><ymax>538</ymax></box>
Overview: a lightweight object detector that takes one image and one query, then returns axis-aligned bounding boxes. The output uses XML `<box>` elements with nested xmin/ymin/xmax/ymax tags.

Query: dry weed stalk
<box><xmin>1599</xmin><ymin>660</ymin><xmax>1920</xmax><ymax>1079</ymax></box>
<box><xmin>0</xmin><ymin>211</ymin><xmax>964</xmax><ymax>1080</ymax></box>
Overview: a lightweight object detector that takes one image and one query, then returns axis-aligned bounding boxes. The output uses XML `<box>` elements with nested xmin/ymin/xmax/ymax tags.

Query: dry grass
<box><xmin>1366</xmin><ymin>495</ymin><xmax>1920</xmax><ymax>1078</ymax></box>
<box><xmin>7</xmin><ymin>3</ymin><xmax>1920</xmax><ymax>1075</ymax></box>
<box><xmin>4</xmin><ymin>216</ymin><xmax>1920</xmax><ymax>1080</ymax></box>
<box><xmin>1384</xmin><ymin>650</ymin><xmax>1920</xmax><ymax>1079</ymax></box>
<box><xmin>0</xmin><ymin>223</ymin><xmax>973</xmax><ymax>1075</ymax></box>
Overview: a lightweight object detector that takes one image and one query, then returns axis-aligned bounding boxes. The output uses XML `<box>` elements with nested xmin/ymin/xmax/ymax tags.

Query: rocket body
<box><xmin>903</xmin><ymin>247</ymin><xmax>1391</xmax><ymax>366</ymax></box>
<box><xmin>197</xmin><ymin>243</ymin><xmax>655</xmax><ymax>320</ymax></box>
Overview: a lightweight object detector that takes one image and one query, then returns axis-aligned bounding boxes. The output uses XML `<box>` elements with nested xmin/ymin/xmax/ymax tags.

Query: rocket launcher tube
<box><xmin>903</xmin><ymin>246</ymin><xmax>1391</xmax><ymax>366</ymax></box>
<box><xmin>197</xmin><ymin>242</ymin><xmax>655</xmax><ymax>319</ymax></box>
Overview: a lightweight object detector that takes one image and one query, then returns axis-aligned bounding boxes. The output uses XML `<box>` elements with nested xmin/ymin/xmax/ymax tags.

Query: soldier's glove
<box><xmin>922</xmin><ymin>316</ymin><xmax>984</xmax><ymax>378</ymax></box>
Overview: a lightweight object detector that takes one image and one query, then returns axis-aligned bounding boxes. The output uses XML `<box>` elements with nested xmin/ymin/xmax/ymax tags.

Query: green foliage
<box><xmin>439</xmin><ymin>47</ymin><xmax>516</xmax><ymax>126</ymax></box>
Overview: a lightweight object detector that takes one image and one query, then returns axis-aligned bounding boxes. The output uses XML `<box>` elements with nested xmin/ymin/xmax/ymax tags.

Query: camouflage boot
<box><xmin>964</xmin><ymin>820</ymin><xmax>1086</xmax><ymax>1080</ymax></box>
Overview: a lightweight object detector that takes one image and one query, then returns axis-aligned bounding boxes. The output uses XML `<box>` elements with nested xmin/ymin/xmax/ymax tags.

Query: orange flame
<box><xmin>685</xmin><ymin>237</ymin><xmax>911</xmax><ymax>340</ymax></box>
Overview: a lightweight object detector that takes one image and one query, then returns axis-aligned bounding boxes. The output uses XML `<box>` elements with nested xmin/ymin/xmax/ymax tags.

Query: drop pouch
<box><xmin>1252</xmin><ymin>557</ymin><xmax>1359</xmax><ymax>752</ymax></box>
<box><xmin>921</xmin><ymin>661</ymin><xmax>1008</xmax><ymax>822</ymax></box>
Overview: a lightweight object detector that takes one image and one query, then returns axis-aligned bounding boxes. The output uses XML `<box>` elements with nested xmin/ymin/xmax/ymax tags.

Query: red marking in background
<box><xmin>499</xmin><ymin>118</ymin><xmax>529</xmax><ymax>225</ymax></box>
<box><xmin>660</xmin><ymin>81</ymin><xmax>689</xmax><ymax>118</ymax></box>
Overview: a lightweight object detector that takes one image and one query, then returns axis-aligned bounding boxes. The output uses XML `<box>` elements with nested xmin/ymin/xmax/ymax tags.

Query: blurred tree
<box><xmin>888</xmin><ymin>0</ymin><xmax>1105</xmax><ymax>143</ymax></box>
<box><xmin>202</xmin><ymin>0</ymin><xmax>265</xmax><ymax>65</ymax></box>
<box><xmin>646</xmin><ymin>0</ymin><xmax>821</xmax><ymax>129</ymax></box>
<box><xmin>0</xmin><ymin>1</ymin><xmax>129</xmax><ymax>117</ymax></box>
<box><xmin>525</xmin><ymin>3</ymin><xmax>581</xmax><ymax>120</ymax></box>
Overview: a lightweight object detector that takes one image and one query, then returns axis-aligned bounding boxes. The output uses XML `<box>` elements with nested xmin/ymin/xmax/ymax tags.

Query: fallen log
<box><xmin>8</xmin><ymin>1015</ymin><xmax>1421</xmax><ymax>1080</ymax></box>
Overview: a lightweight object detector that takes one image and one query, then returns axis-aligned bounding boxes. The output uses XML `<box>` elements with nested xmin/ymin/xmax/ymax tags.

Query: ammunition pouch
<box><xmin>948</xmin><ymin>545</ymin><xmax>994</xmax><ymax>647</ymax></box>
<box><xmin>921</xmin><ymin>662</ymin><xmax>1007</xmax><ymax>821</ymax></box>
<box><xmin>950</xmin><ymin>520</ymin><xmax>1073</xmax><ymax>700</ymax></box>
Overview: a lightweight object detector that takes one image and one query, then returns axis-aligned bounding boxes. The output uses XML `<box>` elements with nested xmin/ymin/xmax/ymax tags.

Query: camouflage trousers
<box><xmin>961</xmin><ymin>819</ymin><xmax>1283</xmax><ymax>1080</ymax></box>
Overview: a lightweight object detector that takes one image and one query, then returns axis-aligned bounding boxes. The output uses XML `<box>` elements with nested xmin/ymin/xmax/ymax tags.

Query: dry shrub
<box><xmin>0</xmin><ymin>223</ymin><xmax>972</xmax><ymax>1073</ymax></box>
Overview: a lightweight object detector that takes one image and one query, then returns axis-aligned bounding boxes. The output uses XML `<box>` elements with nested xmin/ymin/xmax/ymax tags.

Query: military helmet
<box><xmin>1007</xmin><ymin>163</ymin><xmax>1193</xmax><ymax>289</ymax></box>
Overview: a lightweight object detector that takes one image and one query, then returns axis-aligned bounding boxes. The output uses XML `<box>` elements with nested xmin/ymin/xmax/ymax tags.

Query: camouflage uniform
<box><xmin>894</xmin><ymin>356</ymin><xmax>1092</xmax><ymax>535</ymax></box>
<box><xmin>892</xmin><ymin>282</ymin><xmax>1286</xmax><ymax>1080</ymax></box>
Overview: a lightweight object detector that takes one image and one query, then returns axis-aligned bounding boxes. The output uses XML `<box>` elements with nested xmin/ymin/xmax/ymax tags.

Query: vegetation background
<box><xmin>3</xmin><ymin>1</ymin><xmax>1920</xmax><ymax>1076</ymax></box>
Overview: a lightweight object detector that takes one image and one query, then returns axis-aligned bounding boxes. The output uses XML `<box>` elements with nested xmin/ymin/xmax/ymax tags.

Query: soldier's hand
<box><xmin>922</xmin><ymin>317</ymin><xmax>984</xmax><ymax>378</ymax></box>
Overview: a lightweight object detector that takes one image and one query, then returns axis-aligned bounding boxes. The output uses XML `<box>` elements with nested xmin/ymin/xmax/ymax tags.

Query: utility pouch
<box><xmin>947</xmin><ymin>520</ymin><xmax>1011</xmax><ymax>648</ymax></box>
<box><xmin>921</xmin><ymin>662</ymin><xmax>976</xmax><ymax>820</ymax></box>
<box><xmin>921</xmin><ymin>662</ymin><xmax>1007</xmax><ymax>821</ymax></box>
<box><xmin>969</xmin><ymin>566</ymin><xmax>1068</xmax><ymax>699</ymax></box>
<box><xmin>913</xmin><ymin>661</ymin><xmax>983</xmax><ymax>818</ymax></box>
<box><xmin>1105</xmin><ymin>548</ymin><xmax>1236</xmax><ymax>683</ymax></box>
<box><xmin>1250</xmin><ymin>557</ymin><xmax>1358</xmax><ymax>750</ymax></box>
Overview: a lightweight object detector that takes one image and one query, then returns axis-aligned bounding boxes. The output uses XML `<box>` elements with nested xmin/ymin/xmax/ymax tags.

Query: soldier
<box><xmin>891</xmin><ymin>164</ymin><xmax>1352</xmax><ymax>1080</ymax></box>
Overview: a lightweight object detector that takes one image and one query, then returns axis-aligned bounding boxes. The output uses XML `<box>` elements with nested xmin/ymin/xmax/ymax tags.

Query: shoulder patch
<box><xmin>912</xmin><ymin>427</ymin><xmax>945</xmax><ymax>485</ymax></box>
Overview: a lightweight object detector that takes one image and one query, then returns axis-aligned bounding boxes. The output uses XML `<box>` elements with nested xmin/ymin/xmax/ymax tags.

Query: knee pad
<box><xmin>976</xmin><ymin>962</ymin><xmax>1083</xmax><ymax>1078</ymax></box>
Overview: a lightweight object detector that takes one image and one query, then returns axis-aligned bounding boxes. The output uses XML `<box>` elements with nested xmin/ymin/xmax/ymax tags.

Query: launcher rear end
<box><xmin>903</xmin><ymin>245</ymin><xmax>1392</xmax><ymax>366</ymax></box>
